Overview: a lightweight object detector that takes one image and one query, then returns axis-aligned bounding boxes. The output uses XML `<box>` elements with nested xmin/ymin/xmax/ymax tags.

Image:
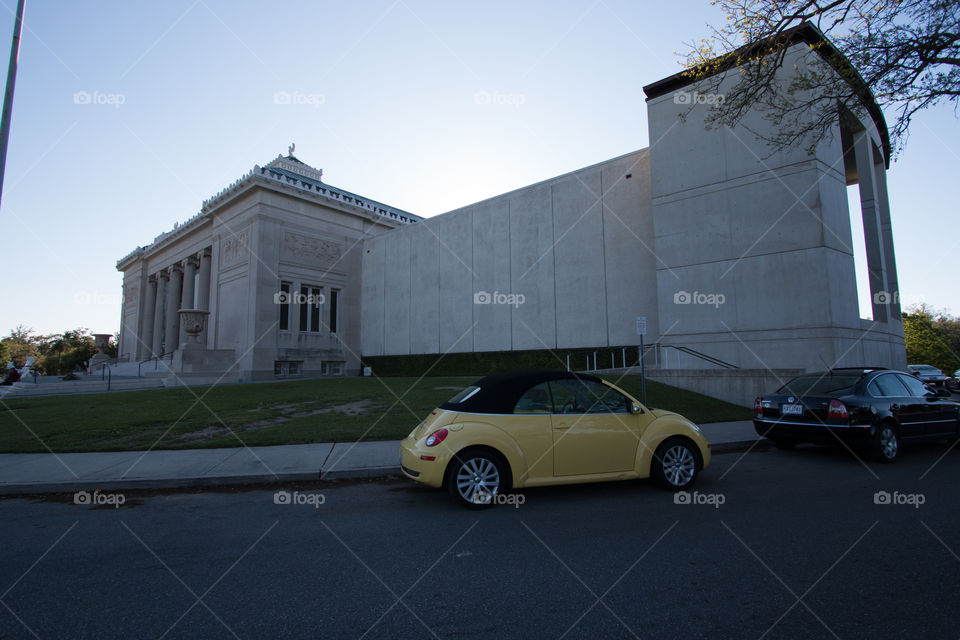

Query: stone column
<box><xmin>874</xmin><ymin>154</ymin><xmax>900</xmax><ymax>319</ymax></box>
<box><xmin>152</xmin><ymin>271</ymin><xmax>168</xmax><ymax>357</ymax></box>
<box><xmin>182</xmin><ymin>257</ymin><xmax>197</xmax><ymax>310</ymax></box>
<box><xmin>164</xmin><ymin>265</ymin><xmax>183</xmax><ymax>354</ymax></box>
<box><xmin>853</xmin><ymin>131</ymin><xmax>889</xmax><ymax>323</ymax></box>
<box><xmin>197</xmin><ymin>248</ymin><xmax>211</xmax><ymax>311</ymax></box>
<box><xmin>140</xmin><ymin>276</ymin><xmax>157</xmax><ymax>360</ymax></box>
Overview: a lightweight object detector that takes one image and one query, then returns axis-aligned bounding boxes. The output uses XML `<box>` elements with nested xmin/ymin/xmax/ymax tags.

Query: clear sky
<box><xmin>0</xmin><ymin>0</ymin><xmax>956</xmax><ymax>338</ymax></box>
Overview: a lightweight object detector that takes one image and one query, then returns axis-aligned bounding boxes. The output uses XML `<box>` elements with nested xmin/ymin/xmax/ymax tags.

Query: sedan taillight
<box><xmin>828</xmin><ymin>399</ymin><xmax>849</xmax><ymax>420</ymax></box>
<box><xmin>425</xmin><ymin>428</ymin><xmax>448</xmax><ymax>447</ymax></box>
<box><xmin>754</xmin><ymin>397</ymin><xmax>763</xmax><ymax>419</ymax></box>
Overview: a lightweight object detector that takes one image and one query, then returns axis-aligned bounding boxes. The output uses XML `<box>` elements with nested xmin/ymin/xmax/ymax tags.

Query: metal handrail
<box><xmin>563</xmin><ymin>343</ymin><xmax>739</xmax><ymax>371</ymax></box>
<box><xmin>657</xmin><ymin>344</ymin><xmax>739</xmax><ymax>369</ymax></box>
<box><xmin>91</xmin><ymin>358</ymin><xmax>118</xmax><ymax>373</ymax></box>
<box><xmin>137</xmin><ymin>354</ymin><xmax>171</xmax><ymax>377</ymax></box>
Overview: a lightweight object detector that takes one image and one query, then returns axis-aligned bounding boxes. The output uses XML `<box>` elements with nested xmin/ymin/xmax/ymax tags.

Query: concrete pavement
<box><xmin>0</xmin><ymin>420</ymin><xmax>760</xmax><ymax>495</ymax></box>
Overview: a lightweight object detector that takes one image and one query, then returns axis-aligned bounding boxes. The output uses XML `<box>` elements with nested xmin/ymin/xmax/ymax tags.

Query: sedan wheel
<box><xmin>447</xmin><ymin>452</ymin><xmax>505</xmax><ymax>508</ymax></box>
<box><xmin>875</xmin><ymin>424</ymin><xmax>899</xmax><ymax>463</ymax></box>
<box><xmin>652</xmin><ymin>439</ymin><xmax>699</xmax><ymax>490</ymax></box>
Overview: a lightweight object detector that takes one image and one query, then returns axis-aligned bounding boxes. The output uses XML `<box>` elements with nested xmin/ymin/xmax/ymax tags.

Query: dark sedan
<box><xmin>754</xmin><ymin>368</ymin><xmax>960</xmax><ymax>462</ymax></box>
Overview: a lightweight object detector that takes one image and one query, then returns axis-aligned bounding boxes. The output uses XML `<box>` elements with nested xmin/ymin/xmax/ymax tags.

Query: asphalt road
<box><xmin>2</xmin><ymin>442</ymin><xmax>959</xmax><ymax>640</ymax></box>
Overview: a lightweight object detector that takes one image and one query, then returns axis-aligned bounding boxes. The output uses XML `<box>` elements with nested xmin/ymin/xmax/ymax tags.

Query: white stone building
<box><xmin>117</xmin><ymin>24</ymin><xmax>906</xmax><ymax>385</ymax></box>
<box><xmin>116</xmin><ymin>153</ymin><xmax>420</xmax><ymax>381</ymax></box>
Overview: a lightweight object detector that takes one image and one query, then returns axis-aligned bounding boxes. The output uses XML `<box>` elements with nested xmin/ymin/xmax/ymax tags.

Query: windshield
<box><xmin>777</xmin><ymin>375</ymin><xmax>861</xmax><ymax>396</ymax></box>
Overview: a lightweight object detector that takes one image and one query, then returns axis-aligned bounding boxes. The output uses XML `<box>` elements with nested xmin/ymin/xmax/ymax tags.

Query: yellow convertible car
<box><xmin>399</xmin><ymin>370</ymin><xmax>711</xmax><ymax>507</ymax></box>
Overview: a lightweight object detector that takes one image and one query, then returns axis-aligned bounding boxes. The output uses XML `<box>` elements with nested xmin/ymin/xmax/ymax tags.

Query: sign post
<box><xmin>0</xmin><ymin>0</ymin><xmax>25</xmax><ymax>211</ymax></box>
<box><xmin>636</xmin><ymin>316</ymin><xmax>647</xmax><ymax>405</ymax></box>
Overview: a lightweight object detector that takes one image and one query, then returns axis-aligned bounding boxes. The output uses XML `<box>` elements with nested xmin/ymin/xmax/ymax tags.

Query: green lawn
<box><xmin>0</xmin><ymin>375</ymin><xmax>751</xmax><ymax>453</ymax></box>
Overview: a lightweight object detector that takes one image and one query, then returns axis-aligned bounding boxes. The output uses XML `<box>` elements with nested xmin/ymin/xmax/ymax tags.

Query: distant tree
<box><xmin>932</xmin><ymin>311</ymin><xmax>960</xmax><ymax>374</ymax></box>
<box><xmin>685</xmin><ymin>1</ymin><xmax>960</xmax><ymax>156</ymax></box>
<box><xmin>3</xmin><ymin>325</ymin><xmax>40</xmax><ymax>368</ymax></box>
<box><xmin>0</xmin><ymin>340</ymin><xmax>9</xmax><ymax>368</ymax></box>
<box><xmin>902</xmin><ymin>306</ymin><xmax>960</xmax><ymax>374</ymax></box>
<box><xmin>104</xmin><ymin>332</ymin><xmax>120</xmax><ymax>359</ymax></box>
<box><xmin>30</xmin><ymin>328</ymin><xmax>98</xmax><ymax>375</ymax></box>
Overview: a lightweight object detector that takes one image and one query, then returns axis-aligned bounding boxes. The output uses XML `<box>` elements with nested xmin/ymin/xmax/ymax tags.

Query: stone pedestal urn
<box><xmin>93</xmin><ymin>333</ymin><xmax>112</xmax><ymax>355</ymax></box>
<box><xmin>178</xmin><ymin>309</ymin><xmax>210</xmax><ymax>349</ymax></box>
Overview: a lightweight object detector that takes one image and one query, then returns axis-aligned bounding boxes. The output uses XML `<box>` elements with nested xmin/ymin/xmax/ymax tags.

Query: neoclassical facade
<box><xmin>116</xmin><ymin>154</ymin><xmax>419</xmax><ymax>380</ymax></box>
<box><xmin>117</xmin><ymin>24</ymin><xmax>906</xmax><ymax>383</ymax></box>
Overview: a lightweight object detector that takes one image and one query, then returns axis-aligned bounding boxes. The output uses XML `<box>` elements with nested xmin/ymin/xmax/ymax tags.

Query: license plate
<box><xmin>781</xmin><ymin>403</ymin><xmax>804</xmax><ymax>416</ymax></box>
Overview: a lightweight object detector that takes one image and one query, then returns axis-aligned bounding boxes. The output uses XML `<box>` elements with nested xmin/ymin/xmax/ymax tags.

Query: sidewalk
<box><xmin>0</xmin><ymin>421</ymin><xmax>760</xmax><ymax>495</ymax></box>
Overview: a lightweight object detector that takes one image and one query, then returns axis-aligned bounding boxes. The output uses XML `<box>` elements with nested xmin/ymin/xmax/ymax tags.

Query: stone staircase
<box><xmin>0</xmin><ymin>376</ymin><xmax>168</xmax><ymax>398</ymax></box>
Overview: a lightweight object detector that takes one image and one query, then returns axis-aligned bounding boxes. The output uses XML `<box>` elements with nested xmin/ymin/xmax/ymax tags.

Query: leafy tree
<box><xmin>0</xmin><ymin>340</ymin><xmax>9</xmax><ymax>368</ymax></box>
<box><xmin>104</xmin><ymin>332</ymin><xmax>120</xmax><ymax>359</ymax></box>
<box><xmin>3</xmin><ymin>325</ymin><xmax>40</xmax><ymax>368</ymax></box>
<box><xmin>685</xmin><ymin>1</ymin><xmax>960</xmax><ymax>156</ymax></box>
<box><xmin>902</xmin><ymin>307</ymin><xmax>960</xmax><ymax>374</ymax></box>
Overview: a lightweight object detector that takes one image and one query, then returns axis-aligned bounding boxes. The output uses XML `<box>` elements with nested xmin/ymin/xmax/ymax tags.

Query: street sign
<box><xmin>636</xmin><ymin>316</ymin><xmax>647</xmax><ymax>336</ymax></box>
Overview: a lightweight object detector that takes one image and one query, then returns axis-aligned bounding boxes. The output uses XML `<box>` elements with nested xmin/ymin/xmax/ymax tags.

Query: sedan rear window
<box><xmin>869</xmin><ymin>374</ymin><xmax>909</xmax><ymax>397</ymax></box>
<box><xmin>778</xmin><ymin>375</ymin><xmax>861</xmax><ymax>396</ymax></box>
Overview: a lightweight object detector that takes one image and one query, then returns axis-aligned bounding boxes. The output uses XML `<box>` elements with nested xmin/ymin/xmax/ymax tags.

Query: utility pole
<box><xmin>0</xmin><ymin>0</ymin><xmax>25</xmax><ymax>210</ymax></box>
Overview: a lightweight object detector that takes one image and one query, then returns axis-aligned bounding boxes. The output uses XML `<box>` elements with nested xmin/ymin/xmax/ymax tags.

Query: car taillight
<box><xmin>425</xmin><ymin>428</ymin><xmax>448</xmax><ymax>447</ymax></box>
<box><xmin>754</xmin><ymin>397</ymin><xmax>763</xmax><ymax>419</ymax></box>
<box><xmin>828</xmin><ymin>400</ymin><xmax>849</xmax><ymax>420</ymax></box>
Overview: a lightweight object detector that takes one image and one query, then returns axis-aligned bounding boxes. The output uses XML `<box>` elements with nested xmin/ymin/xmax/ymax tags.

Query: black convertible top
<box><xmin>439</xmin><ymin>370</ymin><xmax>604</xmax><ymax>415</ymax></box>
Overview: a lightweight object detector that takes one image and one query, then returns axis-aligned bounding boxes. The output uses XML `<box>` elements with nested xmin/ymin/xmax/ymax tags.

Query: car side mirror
<box><xmin>631</xmin><ymin>403</ymin><xmax>643</xmax><ymax>414</ymax></box>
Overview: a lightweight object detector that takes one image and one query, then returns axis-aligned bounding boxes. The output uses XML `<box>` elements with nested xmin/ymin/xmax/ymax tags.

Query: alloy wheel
<box><xmin>455</xmin><ymin>457</ymin><xmax>500</xmax><ymax>504</ymax></box>
<box><xmin>661</xmin><ymin>444</ymin><xmax>696</xmax><ymax>487</ymax></box>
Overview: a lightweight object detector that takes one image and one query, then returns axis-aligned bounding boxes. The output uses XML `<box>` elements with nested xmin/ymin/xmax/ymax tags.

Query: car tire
<box><xmin>874</xmin><ymin>423</ymin><xmax>899</xmax><ymax>463</ymax></box>
<box><xmin>446</xmin><ymin>449</ymin><xmax>507</xmax><ymax>508</ymax></box>
<box><xmin>651</xmin><ymin>438</ymin><xmax>700</xmax><ymax>491</ymax></box>
<box><xmin>772</xmin><ymin>439</ymin><xmax>796</xmax><ymax>451</ymax></box>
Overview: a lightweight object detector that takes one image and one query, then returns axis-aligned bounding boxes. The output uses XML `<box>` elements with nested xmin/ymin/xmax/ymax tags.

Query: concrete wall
<box><xmin>361</xmin><ymin>149</ymin><xmax>657</xmax><ymax>356</ymax></box>
<box><xmin>646</xmin><ymin>42</ymin><xmax>905</xmax><ymax>372</ymax></box>
<box><xmin>646</xmin><ymin>368</ymin><xmax>806</xmax><ymax>407</ymax></box>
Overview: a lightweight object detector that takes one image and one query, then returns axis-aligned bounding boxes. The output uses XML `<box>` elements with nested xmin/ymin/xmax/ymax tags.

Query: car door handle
<box><xmin>554</xmin><ymin>425</ymin><xmax>570</xmax><ymax>431</ymax></box>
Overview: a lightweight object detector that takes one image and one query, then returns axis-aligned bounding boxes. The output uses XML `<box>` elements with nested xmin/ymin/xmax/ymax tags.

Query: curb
<box><xmin>0</xmin><ymin>444</ymin><xmax>765</xmax><ymax>496</ymax></box>
<box><xmin>0</xmin><ymin>468</ymin><xmax>405</xmax><ymax>497</ymax></box>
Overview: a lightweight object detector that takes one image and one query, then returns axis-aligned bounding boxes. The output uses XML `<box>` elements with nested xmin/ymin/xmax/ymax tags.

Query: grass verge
<box><xmin>0</xmin><ymin>375</ymin><xmax>751</xmax><ymax>453</ymax></box>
